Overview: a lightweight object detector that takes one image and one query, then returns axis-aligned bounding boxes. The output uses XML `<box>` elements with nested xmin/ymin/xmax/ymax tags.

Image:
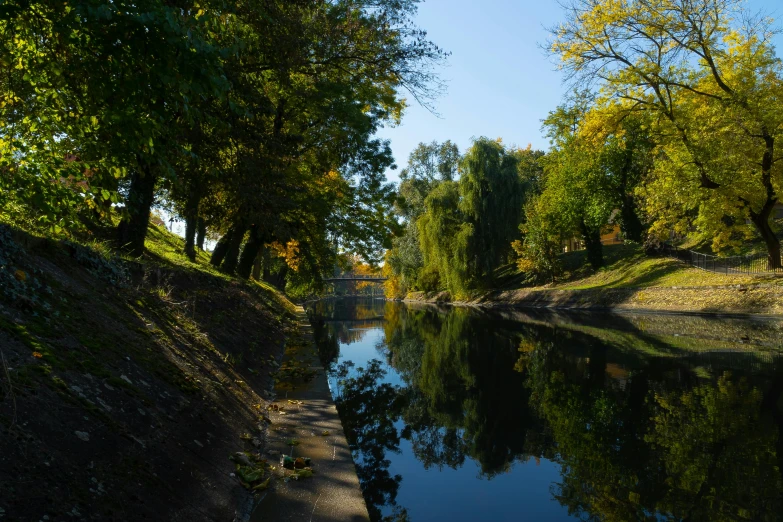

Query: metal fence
<box><xmin>561</xmin><ymin>236</ymin><xmax>783</xmax><ymax>275</ymax></box>
<box><xmin>658</xmin><ymin>243</ymin><xmax>783</xmax><ymax>275</ymax></box>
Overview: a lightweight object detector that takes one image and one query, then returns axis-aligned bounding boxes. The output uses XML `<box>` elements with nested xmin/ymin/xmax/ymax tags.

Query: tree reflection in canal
<box><xmin>333</xmin><ymin>359</ymin><xmax>409</xmax><ymax>521</ymax></box>
<box><xmin>311</xmin><ymin>299</ymin><xmax>783</xmax><ymax>522</ymax></box>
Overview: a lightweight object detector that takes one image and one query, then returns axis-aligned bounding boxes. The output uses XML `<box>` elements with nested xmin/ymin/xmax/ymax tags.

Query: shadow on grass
<box><xmin>496</xmin><ymin>243</ymin><xmax>689</xmax><ymax>291</ymax></box>
<box><xmin>577</xmin><ymin>260</ymin><xmax>685</xmax><ymax>290</ymax></box>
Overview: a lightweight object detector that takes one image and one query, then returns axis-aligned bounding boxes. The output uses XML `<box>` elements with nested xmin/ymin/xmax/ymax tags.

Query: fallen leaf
<box><xmin>252</xmin><ymin>477</ymin><xmax>271</xmax><ymax>491</ymax></box>
<box><xmin>295</xmin><ymin>468</ymin><xmax>314</xmax><ymax>479</ymax></box>
<box><xmin>236</xmin><ymin>465</ymin><xmax>265</xmax><ymax>484</ymax></box>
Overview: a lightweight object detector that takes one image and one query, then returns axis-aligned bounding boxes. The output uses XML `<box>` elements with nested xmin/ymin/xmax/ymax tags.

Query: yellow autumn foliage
<box><xmin>268</xmin><ymin>240</ymin><xmax>301</xmax><ymax>272</ymax></box>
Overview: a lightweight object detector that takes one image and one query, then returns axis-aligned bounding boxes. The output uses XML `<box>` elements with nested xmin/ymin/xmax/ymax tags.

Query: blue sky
<box><xmin>378</xmin><ymin>0</ymin><xmax>783</xmax><ymax>184</ymax></box>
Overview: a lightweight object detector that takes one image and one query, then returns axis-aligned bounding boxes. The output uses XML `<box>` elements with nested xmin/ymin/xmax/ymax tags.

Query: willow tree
<box><xmin>459</xmin><ymin>138</ymin><xmax>524</xmax><ymax>283</ymax></box>
<box><xmin>387</xmin><ymin>140</ymin><xmax>460</xmax><ymax>294</ymax></box>
<box><xmin>417</xmin><ymin>139</ymin><xmax>525</xmax><ymax>296</ymax></box>
<box><xmin>551</xmin><ymin>0</ymin><xmax>783</xmax><ymax>267</ymax></box>
<box><xmin>417</xmin><ymin>181</ymin><xmax>468</xmax><ymax>294</ymax></box>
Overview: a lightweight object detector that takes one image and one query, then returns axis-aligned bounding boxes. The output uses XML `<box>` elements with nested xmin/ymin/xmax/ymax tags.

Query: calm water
<box><xmin>308</xmin><ymin>298</ymin><xmax>783</xmax><ymax>522</ymax></box>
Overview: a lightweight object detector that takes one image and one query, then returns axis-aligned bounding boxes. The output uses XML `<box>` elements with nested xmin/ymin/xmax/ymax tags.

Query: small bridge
<box><xmin>323</xmin><ymin>274</ymin><xmax>387</xmax><ymax>282</ymax></box>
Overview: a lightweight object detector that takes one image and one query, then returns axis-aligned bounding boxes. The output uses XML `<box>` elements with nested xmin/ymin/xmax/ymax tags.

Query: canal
<box><xmin>308</xmin><ymin>298</ymin><xmax>783</xmax><ymax>522</ymax></box>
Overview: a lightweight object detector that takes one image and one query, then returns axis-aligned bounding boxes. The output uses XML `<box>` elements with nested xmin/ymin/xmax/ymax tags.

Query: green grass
<box><xmin>143</xmin><ymin>224</ymin><xmax>295</xmax><ymax>314</ymax></box>
<box><xmin>2</xmin><ymin>218</ymin><xmax>296</xmax><ymax>392</ymax></box>
<box><xmin>143</xmin><ymin>225</ymin><xmax>227</xmax><ymax>276</ymax></box>
<box><xmin>499</xmin><ymin>244</ymin><xmax>778</xmax><ymax>292</ymax></box>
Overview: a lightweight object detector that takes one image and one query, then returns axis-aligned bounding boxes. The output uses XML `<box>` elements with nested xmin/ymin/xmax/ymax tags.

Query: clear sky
<box><xmin>378</xmin><ymin>0</ymin><xmax>783</xmax><ymax>184</ymax></box>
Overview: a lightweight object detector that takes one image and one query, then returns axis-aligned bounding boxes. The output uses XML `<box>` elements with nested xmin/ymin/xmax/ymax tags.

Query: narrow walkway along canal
<box><xmin>308</xmin><ymin>298</ymin><xmax>783</xmax><ymax>522</ymax></box>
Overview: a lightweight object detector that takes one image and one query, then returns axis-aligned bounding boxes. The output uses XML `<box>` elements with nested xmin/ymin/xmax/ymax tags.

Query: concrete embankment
<box><xmin>406</xmin><ymin>282</ymin><xmax>783</xmax><ymax>316</ymax></box>
<box><xmin>252</xmin><ymin>309</ymin><xmax>369</xmax><ymax>522</ymax></box>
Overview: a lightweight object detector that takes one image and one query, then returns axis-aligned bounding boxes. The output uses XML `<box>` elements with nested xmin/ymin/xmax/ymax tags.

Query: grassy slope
<box><xmin>407</xmin><ymin>244</ymin><xmax>783</xmax><ymax>313</ymax></box>
<box><xmin>0</xmin><ymin>223</ymin><xmax>297</xmax><ymax>521</ymax></box>
<box><xmin>497</xmin><ymin>244</ymin><xmax>777</xmax><ymax>292</ymax></box>
<box><xmin>491</xmin><ymin>245</ymin><xmax>783</xmax><ymax>314</ymax></box>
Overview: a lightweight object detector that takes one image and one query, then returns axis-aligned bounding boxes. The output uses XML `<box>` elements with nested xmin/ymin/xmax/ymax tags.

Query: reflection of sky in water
<box><xmin>329</xmin><ymin>324</ymin><xmax>575</xmax><ymax>521</ymax></box>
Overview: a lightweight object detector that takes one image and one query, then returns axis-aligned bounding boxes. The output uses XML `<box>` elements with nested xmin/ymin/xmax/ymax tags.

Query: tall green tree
<box><xmin>1</xmin><ymin>0</ymin><xmax>229</xmax><ymax>248</ymax></box>
<box><xmin>551</xmin><ymin>0</ymin><xmax>783</xmax><ymax>267</ymax></box>
<box><xmin>537</xmin><ymin>102</ymin><xmax>615</xmax><ymax>269</ymax></box>
<box><xmin>2</xmin><ymin>0</ymin><xmax>447</xmax><ymax>291</ymax></box>
<box><xmin>387</xmin><ymin>140</ymin><xmax>460</xmax><ymax>294</ymax></box>
<box><xmin>416</xmin><ymin>138</ymin><xmax>526</xmax><ymax>295</ymax></box>
<box><xmin>516</xmin><ymin>98</ymin><xmax>653</xmax><ymax>275</ymax></box>
<box><xmin>458</xmin><ymin>138</ymin><xmax>525</xmax><ymax>282</ymax></box>
<box><xmin>417</xmin><ymin>181</ymin><xmax>466</xmax><ymax>293</ymax></box>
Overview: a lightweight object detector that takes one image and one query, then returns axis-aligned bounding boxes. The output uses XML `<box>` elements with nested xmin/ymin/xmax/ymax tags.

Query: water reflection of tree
<box><xmin>527</xmin><ymin>332</ymin><xmax>783</xmax><ymax>522</ymax></box>
<box><xmin>333</xmin><ymin>360</ymin><xmax>409</xmax><ymax>522</ymax></box>
<box><xmin>649</xmin><ymin>375</ymin><xmax>781</xmax><ymax>520</ymax></box>
<box><xmin>384</xmin><ymin>306</ymin><xmax>537</xmax><ymax>476</ymax></box>
<box><xmin>319</xmin><ymin>302</ymin><xmax>783</xmax><ymax>521</ymax></box>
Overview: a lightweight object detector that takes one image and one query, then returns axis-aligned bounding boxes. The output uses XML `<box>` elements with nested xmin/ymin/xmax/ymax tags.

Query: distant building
<box><xmin>562</xmin><ymin>209</ymin><xmax>624</xmax><ymax>253</ymax></box>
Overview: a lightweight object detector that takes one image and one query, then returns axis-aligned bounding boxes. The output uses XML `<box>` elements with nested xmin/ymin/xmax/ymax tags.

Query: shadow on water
<box><xmin>309</xmin><ymin>298</ymin><xmax>783</xmax><ymax>522</ymax></box>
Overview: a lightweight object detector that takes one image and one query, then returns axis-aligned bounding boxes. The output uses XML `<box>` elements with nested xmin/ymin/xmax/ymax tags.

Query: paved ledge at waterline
<box><xmin>251</xmin><ymin>312</ymin><xmax>369</xmax><ymax>522</ymax></box>
<box><xmin>405</xmin><ymin>283</ymin><xmax>783</xmax><ymax>316</ymax></box>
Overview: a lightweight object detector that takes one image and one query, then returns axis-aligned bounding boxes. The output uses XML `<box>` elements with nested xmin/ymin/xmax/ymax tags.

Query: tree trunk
<box><xmin>252</xmin><ymin>252</ymin><xmax>263</xmax><ymax>281</ymax></box>
<box><xmin>183</xmin><ymin>188</ymin><xmax>201</xmax><ymax>262</ymax></box>
<box><xmin>749</xmin><ymin>206</ymin><xmax>781</xmax><ymax>270</ymax></box>
<box><xmin>184</xmin><ymin>216</ymin><xmax>197</xmax><ymax>261</ymax></box>
<box><xmin>262</xmin><ymin>245</ymin><xmax>271</xmax><ymax>282</ymax></box>
<box><xmin>580</xmin><ymin>219</ymin><xmax>603</xmax><ymax>270</ymax></box>
<box><xmin>750</xmin><ymin>135</ymin><xmax>781</xmax><ymax>270</ymax></box>
<box><xmin>236</xmin><ymin>224</ymin><xmax>263</xmax><ymax>279</ymax></box>
<box><xmin>210</xmin><ymin>229</ymin><xmax>234</xmax><ymax>267</ymax></box>
<box><xmin>620</xmin><ymin>195</ymin><xmax>644</xmax><ymax>242</ymax></box>
<box><xmin>117</xmin><ymin>164</ymin><xmax>156</xmax><ymax>257</ymax></box>
<box><xmin>196</xmin><ymin>218</ymin><xmax>207</xmax><ymax>251</ymax></box>
<box><xmin>616</xmin><ymin>141</ymin><xmax>645</xmax><ymax>243</ymax></box>
<box><xmin>266</xmin><ymin>265</ymin><xmax>288</xmax><ymax>291</ymax></box>
<box><xmin>220</xmin><ymin>220</ymin><xmax>247</xmax><ymax>274</ymax></box>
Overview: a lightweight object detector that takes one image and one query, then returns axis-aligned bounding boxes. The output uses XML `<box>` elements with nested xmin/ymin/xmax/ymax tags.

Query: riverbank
<box><xmin>406</xmin><ymin>282</ymin><xmax>783</xmax><ymax>316</ymax></box>
<box><xmin>404</xmin><ymin>245</ymin><xmax>783</xmax><ymax>316</ymax></box>
<box><xmin>0</xmin><ymin>224</ymin><xmax>304</xmax><ymax>520</ymax></box>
